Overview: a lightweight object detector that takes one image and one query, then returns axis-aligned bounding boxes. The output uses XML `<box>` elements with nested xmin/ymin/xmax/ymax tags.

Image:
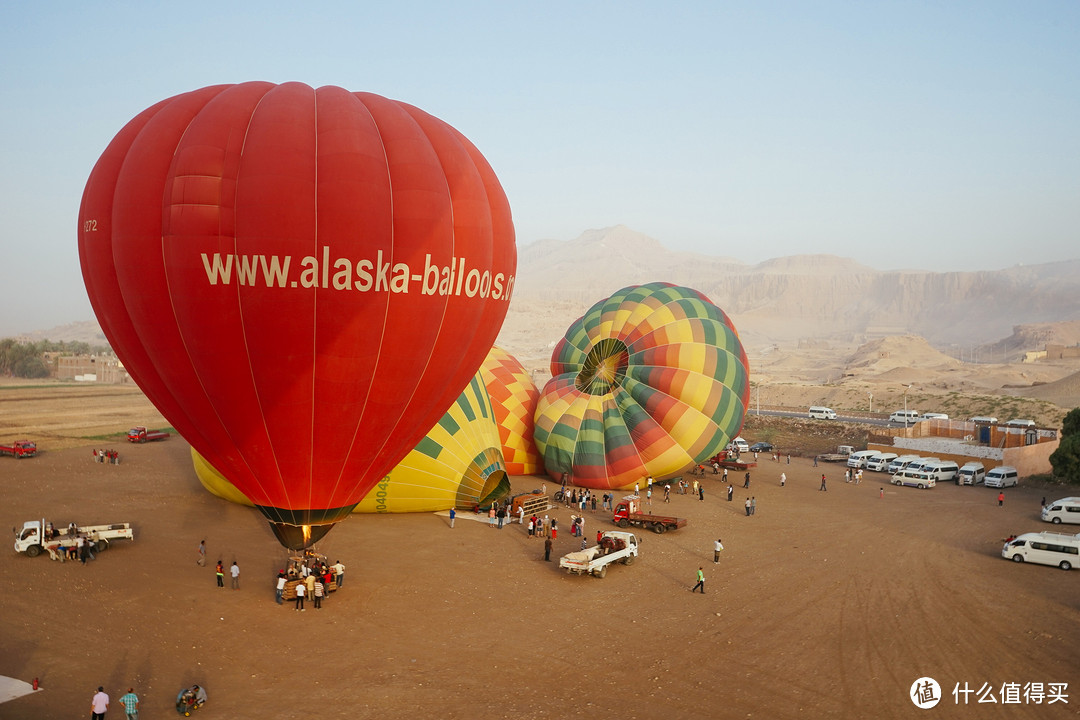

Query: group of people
<box><xmin>276</xmin><ymin>555</ymin><xmax>345</xmax><ymax>611</ymax></box>
<box><xmin>40</xmin><ymin>522</ymin><xmax>96</xmax><ymax>563</ymax></box>
<box><xmin>91</xmin><ymin>686</ymin><xmax>143</xmax><ymax>720</ymax></box>
<box><xmin>92</xmin><ymin>448</ymin><xmax>120</xmax><ymax>464</ymax></box>
<box><xmin>213</xmin><ymin>560</ymin><xmax>241</xmax><ymax>589</ymax></box>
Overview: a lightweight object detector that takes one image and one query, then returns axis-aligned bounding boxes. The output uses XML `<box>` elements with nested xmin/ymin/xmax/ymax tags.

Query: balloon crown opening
<box><xmin>575</xmin><ymin>338</ymin><xmax>629</xmax><ymax>395</ymax></box>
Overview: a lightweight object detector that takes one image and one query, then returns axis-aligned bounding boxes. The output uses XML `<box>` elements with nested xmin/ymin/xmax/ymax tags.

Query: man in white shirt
<box><xmin>714</xmin><ymin>539</ymin><xmax>724</xmax><ymax>563</ymax></box>
<box><xmin>91</xmin><ymin>686</ymin><xmax>109</xmax><ymax>719</ymax></box>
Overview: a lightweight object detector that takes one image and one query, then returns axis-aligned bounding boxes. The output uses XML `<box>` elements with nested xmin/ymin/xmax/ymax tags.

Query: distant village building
<box><xmin>1044</xmin><ymin>343</ymin><xmax>1080</xmax><ymax>360</ymax></box>
<box><xmin>55</xmin><ymin>354</ymin><xmax>130</xmax><ymax>384</ymax></box>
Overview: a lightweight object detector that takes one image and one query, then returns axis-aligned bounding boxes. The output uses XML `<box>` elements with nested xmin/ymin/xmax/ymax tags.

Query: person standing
<box><xmin>722</xmin><ymin>467</ymin><xmax>728</xmax><ymax>483</ymax></box>
<box><xmin>713</xmin><ymin>538</ymin><xmax>724</xmax><ymax>563</ymax></box>
<box><xmin>691</xmin><ymin>567</ymin><xmax>705</xmax><ymax>593</ymax></box>
<box><xmin>518</xmin><ymin>504</ymin><xmax>525</xmax><ymax>524</ymax></box>
<box><xmin>698</xmin><ymin>485</ymin><xmax>705</xmax><ymax>501</ymax></box>
<box><xmin>449</xmin><ymin>507</ymin><xmax>456</xmax><ymax>528</ymax></box>
<box><xmin>313</xmin><ymin>578</ymin><xmax>324</xmax><ymax>609</ymax></box>
<box><xmin>780</xmin><ymin>472</ymin><xmax>786</xmax><ymax>487</ymax></box>
<box><xmin>880</xmin><ymin>487</ymin><xmax>885</xmax><ymax>499</ymax></box>
<box><xmin>275</xmin><ymin>570</ymin><xmax>286</xmax><ymax>605</ymax></box>
<box><xmin>744</xmin><ymin>497</ymin><xmax>751</xmax><ymax>516</ymax></box>
<box><xmin>230</xmin><ymin>561</ymin><xmax>240</xmax><ymax>589</ymax></box>
<box><xmin>750</xmin><ymin>497</ymin><xmax>756</xmax><ymax>515</ymax></box>
<box><xmin>197</xmin><ymin>539</ymin><xmax>206</xmax><ymax>567</ymax></box>
<box><xmin>332</xmin><ymin>560</ymin><xmax>345</xmax><ymax>588</ymax></box>
<box><xmin>727</xmin><ymin>485</ymin><xmax>733</xmax><ymax>502</ymax></box>
<box><xmin>488</xmin><ymin>505</ymin><xmax>497</xmax><ymax>528</ymax></box>
<box><xmin>496</xmin><ymin>506</ymin><xmax>505</xmax><ymax>529</ymax></box>
<box><xmin>294</xmin><ymin>580</ymin><xmax>306</xmax><ymax>611</ymax></box>
<box><xmin>646</xmin><ymin>487</ymin><xmax>652</xmax><ymax>506</ymax></box>
<box><xmin>91</xmin><ymin>686</ymin><xmax>109</xmax><ymax>720</ymax></box>
<box><xmin>819</xmin><ymin>475</ymin><xmax>827</xmax><ymax>491</ymax></box>
<box><xmin>544</xmin><ymin>536</ymin><xmax>553</xmax><ymax>562</ymax></box>
<box><xmin>551</xmin><ymin>518</ymin><xmax>558</xmax><ymax>540</ymax></box>
<box><xmin>215</xmin><ymin>560</ymin><xmax>224</xmax><ymax>588</ymax></box>
<box><xmin>787</xmin><ymin>454</ymin><xmax>791</xmax><ymax>464</ymax></box>
<box><xmin>119</xmin><ymin>688</ymin><xmax>139</xmax><ymax>720</ymax></box>
<box><xmin>998</xmin><ymin>491</ymin><xmax>1005</xmax><ymax>507</ymax></box>
<box><xmin>664</xmin><ymin>484</ymin><xmax>671</xmax><ymax>503</ymax></box>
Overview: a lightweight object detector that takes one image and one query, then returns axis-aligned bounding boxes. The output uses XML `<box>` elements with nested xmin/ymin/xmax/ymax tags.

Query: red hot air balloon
<box><xmin>78</xmin><ymin>83</ymin><xmax>516</xmax><ymax>549</ymax></box>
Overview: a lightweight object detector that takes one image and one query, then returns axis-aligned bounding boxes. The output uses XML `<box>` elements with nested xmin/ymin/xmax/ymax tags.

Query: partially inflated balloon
<box><xmin>479</xmin><ymin>347</ymin><xmax>543</xmax><ymax>475</ymax></box>
<box><xmin>194</xmin><ymin>371</ymin><xmax>509</xmax><ymax>512</ymax></box>
<box><xmin>533</xmin><ymin>283</ymin><xmax>749</xmax><ymax>490</ymax></box>
<box><xmin>80</xmin><ymin>83</ymin><xmax>515</xmax><ymax>548</ymax></box>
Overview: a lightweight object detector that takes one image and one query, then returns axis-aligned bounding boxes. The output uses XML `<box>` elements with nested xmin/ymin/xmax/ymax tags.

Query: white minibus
<box><xmin>866</xmin><ymin>453</ymin><xmax>898</xmax><ymax>472</ymax></box>
<box><xmin>889</xmin><ymin>410</ymin><xmax>921</xmax><ymax>425</ymax></box>
<box><xmin>891</xmin><ymin>469</ymin><xmax>936</xmax><ymax>489</ymax></box>
<box><xmin>887</xmin><ymin>455</ymin><xmax>921</xmax><ymax>474</ymax></box>
<box><xmin>1001</xmin><ymin>532</ymin><xmax>1080</xmax><ymax>570</ymax></box>
<box><xmin>985</xmin><ymin>466</ymin><xmax>1019</xmax><ymax>488</ymax></box>
<box><xmin>808</xmin><ymin>406</ymin><xmax>837</xmax><ymax>420</ymax></box>
<box><xmin>956</xmin><ymin>462</ymin><xmax>985</xmax><ymax>486</ymax></box>
<box><xmin>847</xmin><ymin>450</ymin><xmax>877</xmax><ymax>469</ymax></box>
<box><xmin>1042</xmin><ymin>498</ymin><xmax>1080</xmax><ymax>526</ymax></box>
<box><xmin>924</xmin><ymin>461</ymin><xmax>959</xmax><ymax>482</ymax></box>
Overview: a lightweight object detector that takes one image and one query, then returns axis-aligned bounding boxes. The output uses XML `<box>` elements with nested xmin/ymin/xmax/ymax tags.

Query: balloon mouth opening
<box><xmin>575</xmin><ymin>338</ymin><xmax>629</xmax><ymax>395</ymax></box>
<box><xmin>268</xmin><ymin>522</ymin><xmax>335</xmax><ymax>551</ymax></box>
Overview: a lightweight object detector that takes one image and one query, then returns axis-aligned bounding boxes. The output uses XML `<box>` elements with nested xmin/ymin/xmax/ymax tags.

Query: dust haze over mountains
<box><xmin>509</xmin><ymin>225</ymin><xmax>1080</xmax><ymax>352</ymax></box>
<box><xmin>15</xmin><ymin>225</ymin><xmax>1080</xmax><ymax>418</ymax></box>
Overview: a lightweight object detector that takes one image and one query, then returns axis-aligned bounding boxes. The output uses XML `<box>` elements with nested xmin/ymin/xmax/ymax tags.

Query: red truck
<box><xmin>613</xmin><ymin>496</ymin><xmax>686</xmax><ymax>534</ymax></box>
<box><xmin>0</xmin><ymin>440</ymin><xmax>37</xmax><ymax>458</ymax></box>
<box><xmin>127</xmin><ymin>427</ymin><xmax>170</xmax><ymax>443</ymax></box>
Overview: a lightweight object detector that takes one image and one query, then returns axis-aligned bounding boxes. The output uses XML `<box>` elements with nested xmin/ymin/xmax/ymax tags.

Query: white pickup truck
<box><xmin>14</xmin><ymin>518</ymin><xmax>134</xmax><ymax>559</ymax></box>
<box><xmin>558</xmin><ymin>530</ymin><xmax>639</xmax><ymax>578</ymax></box>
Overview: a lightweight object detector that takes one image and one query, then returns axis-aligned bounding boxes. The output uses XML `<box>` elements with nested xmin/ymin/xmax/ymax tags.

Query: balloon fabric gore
<box><xmin>78</xmin><ymin>82</ymin><xmax>516</xmax><ymax>549</ymax></box>
<box><xmin>533</xmin><ymin>283</ymin><xmax>749</xmax><ymax>490</ymax></box>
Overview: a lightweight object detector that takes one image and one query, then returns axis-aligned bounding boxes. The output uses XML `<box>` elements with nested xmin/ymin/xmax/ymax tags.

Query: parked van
<box><xmin>904</xmin><ymin>457</ymin><xmax>940</xmax><ymax>474</ymax></box>
<box><xmin>969</xmin><ymin>416</ymin><xmax>998</xmax><ymax>425</ymax></box>
<box><xmin>889</xmin><ymin>409</ymin><xmax>921</xmax><ymax>425</ymax></box>
<box><xmin>1001</xmin><ymin>531</ymin><xmax>1080</xmax><ymax>570</ymax></box>
<box><xmin>1042</xmin><ymin>498</ymin><xmax>1080</xmax><ymax>525</ymax></box>
<box><xmin>956</xmin><ymin>462</ymin><xmax>986</xmax><ymax>486</ymax></box>
<box><xmin>891</xmin><ymin>469</ymin><xmax>936</xmax><ymax>489</ymax></box>
<box><xmin>923</xmin><ymin>460</ymin><xmax>959</xmax><ymax>482</ymax></box>
<box><xmin>727</xmin><ymin>436</ymin><xmax>749</xmax><ymax>453</ymax></box>
<box><xmin>920</xmin><ymin>412</ymin><xmax>949</xmax><ymax>421</ymax></box>
<box><xmin>1005</xmin><ymin>418</ymin><xmax>1035</xmax><ymax>428</ymax></box>
<box><xmin>866</xmin><ymin>452</ymin><xmax>898</xmax><ymax>472</ymax></box>
<box><xmin>887</xmin><ymin>455</ymin><xmax>921</xmax><ymax>474</ymax></box>
<box><xmin>847</xmin><ymin>450</ymin><xmax>877</xmax><ymax>469</ymax></box>
<box><xmin>985</xmin><ymin>466</ymin><xmax>1019</xmax><ymax>488</ymax></box>
<box><xmin>808</xmin><ymin>406</ymin><xmax>837</xmax><ymax>420</ymax></box>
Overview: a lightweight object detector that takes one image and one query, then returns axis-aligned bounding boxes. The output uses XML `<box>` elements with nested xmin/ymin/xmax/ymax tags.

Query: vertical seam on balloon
<box><xmin>159</xmin><ymin>86</ymin><xmax>283</xmax><ymax>528</ymax></box>
<box><xmin>233</xmin><ymin>84</ymin><xmax>287</xmax><ymax>527</ymax></box>
<box><xmin>307</xmin><ymin>85</ymin><xmax>318</xmax><ymax>521</ymax></box>
<box><xmin>323</xmin><ymin>92</ymin><xmax>386</xmax><ymax>511</ymax></box>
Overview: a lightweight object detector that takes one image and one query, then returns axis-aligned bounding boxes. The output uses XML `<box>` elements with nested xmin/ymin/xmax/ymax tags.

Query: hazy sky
<box><xmin>1</xmin><ymin>2</ymin><xmax>1077</xmax><ymax>336</ymax></box>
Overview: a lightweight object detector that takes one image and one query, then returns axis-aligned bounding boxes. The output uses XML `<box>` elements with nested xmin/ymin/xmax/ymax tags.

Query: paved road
<box><xmin>749</xmin><ymin>409</ymin><xmax>902</xmax><ymax>428</ymax></box>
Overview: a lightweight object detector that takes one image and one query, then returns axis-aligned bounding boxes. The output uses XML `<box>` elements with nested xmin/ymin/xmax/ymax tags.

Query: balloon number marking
<box><xmin>83</xmin><ymin>219</ymin><xmax>97</xmax><ymax>232</ymax></box>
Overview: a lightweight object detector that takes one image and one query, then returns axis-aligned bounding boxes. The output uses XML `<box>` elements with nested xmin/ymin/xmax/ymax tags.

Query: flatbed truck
<box><xmin>613</xmin><ymin>496</ymin><xmax>687</xmax><ymax>534</ymax></box>
<box><xmin>0</xmin><ymin>440</ymin><xmax>37</xmax><ymax>458</ymax></box>
<box><xmin>127</xmin><ymin>426</ymin><xmax>170</xmax><ymax>443</ymax></box>
<box><xmin>14</xmin><ymin>518</ymin><xmax>134</xmax><ymax>559</ymax></box>
<box><xmin>559</xmin><ymin>530</ymin><xmax>640</xmax><ymax>578</ymax></box>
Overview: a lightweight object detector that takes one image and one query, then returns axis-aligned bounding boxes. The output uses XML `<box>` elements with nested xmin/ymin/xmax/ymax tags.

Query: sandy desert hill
<box><xmin>498</xmin><ymin>226</ymin><xmax>1080</xmax><ymax>422</ymax></box>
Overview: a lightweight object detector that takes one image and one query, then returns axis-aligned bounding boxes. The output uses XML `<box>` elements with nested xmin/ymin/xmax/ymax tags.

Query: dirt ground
<box><xmin>2</xmin><ymin>382</ymin><xmax>1079</xmax><ymax>719</ymax></box>
<box><xmin>2</xmin><ymin>430</ymin><xmax>1078</xmax><ymax>720</ymax></box>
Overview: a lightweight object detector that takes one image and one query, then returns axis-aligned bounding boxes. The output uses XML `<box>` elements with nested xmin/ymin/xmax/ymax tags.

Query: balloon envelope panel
<box><xmin>79</xmin><ymin>83</ymin><xmax>516</xmax><ymax>546</ymax></box>
<box><xmin>533</xmin><ymin>283</ymin><xmax>749</xmax><ymax>490</ymax></box>
<box><xmin>479</xmin><ymin>346</ymin><xmax>543</xmax><ymax>475</ymax></box>
<box><xmin>193</xmin><ymin>373</ymin><xmax>509</xmax><ymax>513</ymax></box>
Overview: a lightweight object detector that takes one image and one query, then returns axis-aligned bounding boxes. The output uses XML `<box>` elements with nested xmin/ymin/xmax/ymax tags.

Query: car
<box><xmin>749</xmin><ymin>442</ymin><xmax>773</xmax><ymax>453</ymax></box>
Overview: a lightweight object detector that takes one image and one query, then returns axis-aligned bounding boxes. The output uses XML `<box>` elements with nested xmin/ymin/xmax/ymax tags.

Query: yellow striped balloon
<box><xmin>479</xmin><ymin>346</ymin><xmax>544</xmax><ymax>475</ymax></box>
<box><xmin>194</xmin><ymin>372</ymin><xmax>509</xmax><ymax>512</ymax></box>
